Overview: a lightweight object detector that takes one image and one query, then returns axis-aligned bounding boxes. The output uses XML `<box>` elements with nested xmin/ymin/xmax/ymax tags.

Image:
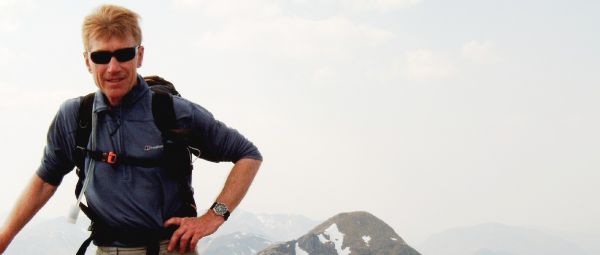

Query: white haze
<box><xmin>0</xmin><ymin>0</ymin><xmax>599</xmax><ymax>245</ymax></box>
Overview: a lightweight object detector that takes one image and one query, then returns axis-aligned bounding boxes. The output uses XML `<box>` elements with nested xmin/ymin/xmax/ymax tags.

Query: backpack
<box><xmin>73</xmin><ymin>76</ymin><xmax>198</xmax><ymax>255</ymax></box>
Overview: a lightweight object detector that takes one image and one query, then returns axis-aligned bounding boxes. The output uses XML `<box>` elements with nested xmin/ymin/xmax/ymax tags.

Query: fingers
<box><xmin>168</xmin><ymin>226</ymin><xmax>183</xmax><ymax>252</ymax></box>
<box><xmin>165</xmin><ymin>217</ymin><xmax>184</xmax><ymax>252</ymax></box>
<box><xmin>179</xmin><ymin>232</ymin><xmax>192</xmax><ymax>254</ymax></box>
<box><xmin>169</xmin><ymin>226</ymin><xmax>200</xmax><ymax>253</ymax></box>
<box><xmin>167</xmin><ymin>218</ymin><xmax>199</xmax><ymax>253</ymax></box>
<box><xmin>164</xmin><ymin>217</ymin><xmax>182</xmax><ymax>228</ymax></box>
<box><xmin>190</xmin><ymin>233</ymin><xmax>203</xmax><ymax>252</ymax></box>
<box><xmin>165</xmin><ymin>214</ymin><xmax>223</xmax><ymax>253</ymax></box>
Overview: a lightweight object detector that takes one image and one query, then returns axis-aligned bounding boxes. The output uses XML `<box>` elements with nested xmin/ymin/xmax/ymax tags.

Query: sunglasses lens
<box><xmin>89</xmin><ymin>47</ymin><xmax>137</xmax><ymax>64</ymax></box>
<box><xmin>90</xmin><ymin>51</ymin><xmax>112</xmax><ymax>64</ymax></box>
<box><xmin>114</xmin><ymin>47</ymin><xmax>137</xmax><ymax>62</ymax></box>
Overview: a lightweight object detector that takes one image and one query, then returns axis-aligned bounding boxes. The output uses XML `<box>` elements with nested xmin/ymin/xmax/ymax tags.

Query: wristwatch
<box><xmin>210</xmin><ymin>202</ymin><xmax>231</xmax><ymax>221</ymax></box>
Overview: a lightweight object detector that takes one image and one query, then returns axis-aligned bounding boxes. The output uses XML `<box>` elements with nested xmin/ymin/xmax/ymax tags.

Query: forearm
<box><xmin>213</xmin><ymin>158</ymin><xmax>262</xmax><ymax>212</ymax></box>
<box><xmin>0</xmin><ymin>175</ymin><xmax>57</xmax><ymax>249</ymax></box>
<box><xmin>165</xmin><ymin>158</ymin><xmax>261</xmax><ymax>252</ymax></box>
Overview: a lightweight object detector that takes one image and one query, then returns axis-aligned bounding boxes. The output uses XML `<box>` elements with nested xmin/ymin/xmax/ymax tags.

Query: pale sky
<box><xmin>0</xmin><ymin>0</ymin><xmax>598</xmax><ymax>244</ymax></box>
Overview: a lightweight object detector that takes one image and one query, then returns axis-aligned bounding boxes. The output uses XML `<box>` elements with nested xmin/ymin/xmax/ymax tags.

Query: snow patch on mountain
<box><xmin>362</xmin><ymin>235</ymin><xmax>371</xmax><ymax>246</ymax></box>
<box><xmin>322</xmin><ymin>223</ymin><xmax>351</xmax><ymax>255</ymax></box>
<box><xmin>318</xmin><ymin>233</ymin><xmax>328</xmax><ymax>243</ymax></box>
<box><xmin>295</xmin><ymin>242</ymin><xmax>310</xmax><ymax>255</ymax></box>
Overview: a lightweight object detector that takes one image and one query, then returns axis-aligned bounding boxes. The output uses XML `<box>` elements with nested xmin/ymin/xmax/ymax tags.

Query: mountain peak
<box><xmin>259</xmin><ymin>211</ymin><xmax>421</xmax><ymax>255</ymax></box>
<box><xmin>310</xmin><ymin>211</ymin><xmax>406</xmax><ymax>245</ymax></box>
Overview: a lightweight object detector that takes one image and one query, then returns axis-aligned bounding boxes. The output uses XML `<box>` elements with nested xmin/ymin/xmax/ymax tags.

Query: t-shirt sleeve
<box><xmin>183</xmin><ymin>100</ymin><xmax>262</xmax><ymax>163</ymax></box>
<box><xmin>36</xmin><ymin>99</ymin><xmax>79</xmax><ymax>186</ymax></box>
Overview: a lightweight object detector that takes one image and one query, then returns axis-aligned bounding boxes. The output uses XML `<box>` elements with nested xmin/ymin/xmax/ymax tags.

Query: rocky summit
<box><xmin>257</xmin><ymin>211</ymin><xmax>421</xmax><ymax>255</ymax></box>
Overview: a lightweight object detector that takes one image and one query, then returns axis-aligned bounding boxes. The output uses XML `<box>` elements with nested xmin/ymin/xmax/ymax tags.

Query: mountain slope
<box><xmin>4</xmin><ymin>216</ymin><xmax>92</xmax><ymax>255</ymax></box>
<box><xmin>258</xmin><ymin>211</ymin><xmax>421</xmax><ymax>255</ymax></box>
<box><xmin>417</xmin><ymin>223</ymin><xmax>588</xmax><ymax>255</ymax></box>
<box><xmin>198</xmin><ymin>232</ymin><xmax>274</xmax><ymax>255</ymax></box>
<box><xmin>213</xmin><ymin>210</ymin><xmax>320</xmax><ymax>242</ymax></box>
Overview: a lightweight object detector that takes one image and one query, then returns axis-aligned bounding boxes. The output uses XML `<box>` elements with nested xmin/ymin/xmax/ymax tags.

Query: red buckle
<box><xmin>103</xmin><ymin>151</ymin><xmax>118</xmax><ymax>165</ymax></box>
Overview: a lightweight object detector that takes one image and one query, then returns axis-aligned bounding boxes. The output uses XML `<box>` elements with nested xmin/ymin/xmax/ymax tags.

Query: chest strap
<box><xmin>75</xmin><ymin>146</ymin><xmax>163</xmax><ymax>167</ymax></box>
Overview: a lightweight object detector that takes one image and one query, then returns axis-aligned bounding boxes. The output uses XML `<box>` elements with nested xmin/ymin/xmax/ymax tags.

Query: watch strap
<box><xmin>210</xmin><ymin>202</ymin><xmax>231</xmax><ymax>221</ymax></box>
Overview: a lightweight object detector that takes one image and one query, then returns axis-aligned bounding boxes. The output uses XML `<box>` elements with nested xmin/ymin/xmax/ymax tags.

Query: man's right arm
<box><xmin>0</xmin><ymin>174</ymin><xmax>57</xmax><ymax>254</ymax></box>
<box><xmin>0</xmin><ymin>98</ymin><xmax>78</xmax><ymax>254</ymax></box>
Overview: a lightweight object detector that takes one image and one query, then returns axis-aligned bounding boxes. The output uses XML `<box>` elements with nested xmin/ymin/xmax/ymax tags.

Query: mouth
<box><xmin>104</xmin><ymin>77</ymin><xmax>126</xmax><ymax>86</ymax></box>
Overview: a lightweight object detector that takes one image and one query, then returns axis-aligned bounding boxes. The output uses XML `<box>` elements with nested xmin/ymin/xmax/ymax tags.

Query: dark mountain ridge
<box><xmin>258</xmin><ymin>211</ymin><xmax>421</xmax><ymax>255</ymax></box>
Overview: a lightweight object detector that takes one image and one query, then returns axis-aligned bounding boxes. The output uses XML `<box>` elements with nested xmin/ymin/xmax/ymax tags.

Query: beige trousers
<box><xmin>96</xmin><ymin>241</ymin><xmax>198</xmax><ymax>255</ymax></box>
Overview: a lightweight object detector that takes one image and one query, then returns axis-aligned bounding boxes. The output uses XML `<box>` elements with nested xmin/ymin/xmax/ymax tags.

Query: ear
<box><xmin>83</xmin><ymin>51</ymin><xmax>92</xmax><ymax>73</ymax></box>
<box><xmin>137</xmin><ymin>45</ymin><xmax>145</xmax><ymax>68</ymax></box>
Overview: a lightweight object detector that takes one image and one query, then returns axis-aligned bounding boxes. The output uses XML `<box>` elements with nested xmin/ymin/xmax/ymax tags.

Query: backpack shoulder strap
<box><xmin>151</xmin><ymin>88</ymin><xmax>194</xmax><ymax>146</ymax></box>
<box><xmin>75</xmin><ymin>92</ymin><xmax>95</xmax><ymax>170</ymax></box>
<box><xmin>74</xmin><ymin>92</ymin><xmax>95</xmax><ymax>198</ymax></box>
<box><xmin>151</xmin><ymin>89</ymin><xmax>176</xmax><ymax>134</ymax></box>
<box><xmin>151</xmin><ymin>88</ymin><xmax>197</xmax><ymax>217</ymax></box>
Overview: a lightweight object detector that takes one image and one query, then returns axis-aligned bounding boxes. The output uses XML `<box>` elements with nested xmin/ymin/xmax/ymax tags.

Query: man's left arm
<box><xmin>165</xmin><ymin>157</ymin><xmax>262</xmax><ymax>253</ymax></box>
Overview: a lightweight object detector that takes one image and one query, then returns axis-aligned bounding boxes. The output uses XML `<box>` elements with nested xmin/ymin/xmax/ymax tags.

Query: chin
<box><xmin>112</xmin><ymin>90</ymin><xmax>127</xmax><ymax>98</ymax></box>
<box><xmin>103</xmin><ymin>89</ymin><xmax>126</xmax><ymax>99</ymax></box>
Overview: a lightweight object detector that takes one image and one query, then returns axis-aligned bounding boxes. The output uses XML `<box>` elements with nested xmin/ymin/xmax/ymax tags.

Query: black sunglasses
<box><xmin>89</xmin><ymin>46</ymin><xmax>139</xmax><ymax>64</ymax></box>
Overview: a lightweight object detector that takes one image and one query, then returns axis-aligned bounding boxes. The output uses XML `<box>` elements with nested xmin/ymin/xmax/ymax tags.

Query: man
<box><xmin>0</xmin><ymin>4</ymin><xmax>262</xmax><ymax>255</ymax></box>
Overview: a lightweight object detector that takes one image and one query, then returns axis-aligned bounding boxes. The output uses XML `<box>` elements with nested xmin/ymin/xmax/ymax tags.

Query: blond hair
<box><xmin>82</xmin><ymin>4</ymin><xmax>142</xmax><ymax>50</ymax></box>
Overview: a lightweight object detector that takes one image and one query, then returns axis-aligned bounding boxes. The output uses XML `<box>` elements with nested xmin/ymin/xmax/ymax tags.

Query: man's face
<box><xmin>84</xmin><ymin>35</ymin><xmax>144</xmax><ymax>106</ymax></box>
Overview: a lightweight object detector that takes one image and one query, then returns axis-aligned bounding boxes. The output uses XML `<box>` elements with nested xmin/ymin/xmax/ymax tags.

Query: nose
<box><xmin>106</xmin><ymin>56</ymin><xmax>122</xmax><ymax>73</ymax></box>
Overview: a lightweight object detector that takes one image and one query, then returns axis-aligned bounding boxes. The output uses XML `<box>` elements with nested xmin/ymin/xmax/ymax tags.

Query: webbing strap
<box><xmin>75</xmin><ymin>146</ymin><xmax>163</xmax><ymax>167</ymax></box>
<box><xmin>74</xmin><ymin>93</ymin><xmax>95</xmax><ymax>200</ymax></box>
<box><xmin>76</xmin><ymin>235</ymin><xmax>94</xmax><ymax>255</ymax></box>
<box><xmin>152</xmin><ymin>89</ymin><xmax>176</xmax><ymax>134</ymax></box>
<box><xmin>75</xmin><ymin>93</ymin><xmax>95</xmax><ymax>170</ymax></box>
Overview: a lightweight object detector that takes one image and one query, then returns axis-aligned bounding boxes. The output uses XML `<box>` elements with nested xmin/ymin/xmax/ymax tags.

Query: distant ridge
<box><xmin>212</xmin><ymin>210</ymin><xmax>320</xmax><ymax>242</ymax></box>
<box><xmin>417</xmin><ymin>223</ymin><xmax>588</xmax><ymax>255</ymax></box>
<box><xmin>198</xmin><ymin>232</ymin><xmax>274</xmax><ymax>255</ymax></box>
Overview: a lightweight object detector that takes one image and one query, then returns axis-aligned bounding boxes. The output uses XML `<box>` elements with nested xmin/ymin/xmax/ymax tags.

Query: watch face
<box><xmin>214</xmin><ymin>203</ymin><xmax>228</xmax><ymax>215</ymax></box>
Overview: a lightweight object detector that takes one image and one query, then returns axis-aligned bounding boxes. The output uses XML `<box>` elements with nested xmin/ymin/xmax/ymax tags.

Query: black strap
<box><xmin>76</xmin><ymin>235</ymin><xmax>94</xmax><ymax>255</ymax></box>
<box><xmin>74</xmin><ymin>92</ymin><xmax>95</xmax><ymax>199</ymax></box>
<box><xmin>75</xmin><ymin>147</ymin><xmax>163</xmax><ymax>167</ymax></box>
<box><xmin>147</xmin><ymin>243</ymin><xmax>160</xmax><ymax>255</ymax></box>
<box><xmin>152</xmin><ymin>89</ymin><xmax>176</xmax><ymax>134</ymax></box>
<box><xmin>75</xmin><ymin>93</ymin><xmax>95</xmax><ymax>169</ymax></box>
<box><xmin>152</xmin><ymin>90</ymin><xmax>198</xmax><ymax>218</ymax></box>
<box><xmin>76</xmin><ymin>220</ymin><xmax>174</xmax><ymax>255</ymax></box>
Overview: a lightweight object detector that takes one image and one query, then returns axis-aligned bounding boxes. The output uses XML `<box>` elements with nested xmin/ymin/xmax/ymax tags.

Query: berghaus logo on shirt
<box><xmin>144</xmin><ymin>145</ymin><xmax>164</xmax><ymax>151</ymax></box>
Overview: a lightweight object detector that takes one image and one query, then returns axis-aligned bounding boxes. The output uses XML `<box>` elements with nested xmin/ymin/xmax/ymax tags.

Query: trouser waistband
<box><xmin>96</xmin><ymin>241</ymin><xmax>199</xmax><ymax>255</ymax></box>
<box><xmin>91</xmin><ymin>222</ymin><xmax>178</xmax><ymax>246</ymax></box>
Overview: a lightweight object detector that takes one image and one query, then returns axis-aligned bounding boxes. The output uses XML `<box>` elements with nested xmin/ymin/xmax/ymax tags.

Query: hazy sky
<box><xmin>0</xmin><ymin>0</ymin><xmax>598</xmax><ymax>244</ymax></box>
